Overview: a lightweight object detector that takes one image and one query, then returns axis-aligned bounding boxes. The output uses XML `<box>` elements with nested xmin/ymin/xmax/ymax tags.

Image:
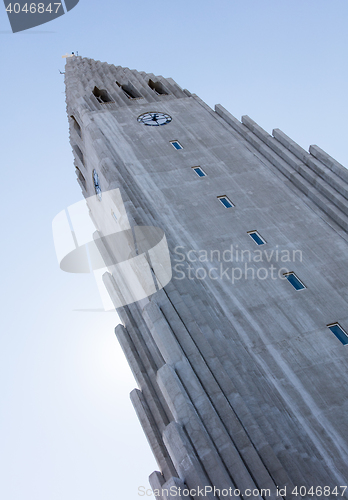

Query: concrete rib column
<box><xmin>149</xmin><ymin>472</ymin><xmax>194</xmax><ymax>500</ymax></box>
<box><xmin>163</xmin><ymin>422</ymin><xmax>222</xmax><ymax>500</ymax></box>
<box><xmin>149</xmin><ymin>471</ymin><xmax>166</xmax><ymax>500</ymax></box>
<box><xmin>131</xmin><ymin>388</ymin><xmax>177</xmax><ymax>481</ymax></box>
<box><xmin>157</xmin><ymin>287</ymin><xmax>292</xmax><ymax>496</ymax></box>
<box><xmin>157</xmin><ymin>363</ymin><xmax>262</xmax><ymax>498</ymax></box>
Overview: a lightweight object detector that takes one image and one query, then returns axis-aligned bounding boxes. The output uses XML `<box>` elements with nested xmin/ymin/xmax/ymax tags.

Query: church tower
<box><xmin>64</xmin><ymin>56</ymin><xmax>348</xmax><ymax>499</ymax></box>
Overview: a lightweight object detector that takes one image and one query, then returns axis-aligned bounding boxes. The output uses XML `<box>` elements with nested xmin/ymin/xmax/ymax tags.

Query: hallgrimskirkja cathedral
<box><xmin>64</xmin><ymin>56</ymin><xmax>348</xmax><ymax>500</ymax></box>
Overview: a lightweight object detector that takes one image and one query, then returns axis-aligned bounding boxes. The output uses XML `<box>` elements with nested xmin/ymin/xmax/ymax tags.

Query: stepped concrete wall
<box><xmin>65</xmin><ymin>56</ymin><xmax>348</xmax><ymax>500</ymax></box>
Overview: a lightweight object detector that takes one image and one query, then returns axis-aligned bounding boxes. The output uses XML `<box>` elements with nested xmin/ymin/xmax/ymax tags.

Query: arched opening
<box><xmin>92</xmin><ymin>86</ymin><xmax>113</xmax><ymax>103</ymax></box>
<box><xmin>75</xmin><ymin>167</ymin><xmax>86</xmax><ymax>190</ymax></box>
<box><xmin>148</xmin><ymin>79</ymin><xmax>168</xmax><ymax>95</ymax></box>
<box><xmin>70</xmin><ymin>115</ymin><xmax>81</xmax><ymax>137</ymax></box>
<box><xmin>116</xmin><ymin>81</ymin><xmax>142</xmax><ymax>99</ymax></box>
<box><xmin>73</xmin><ymin>144</ymin><xmax>84</xmax><ymax>165</ymax></box>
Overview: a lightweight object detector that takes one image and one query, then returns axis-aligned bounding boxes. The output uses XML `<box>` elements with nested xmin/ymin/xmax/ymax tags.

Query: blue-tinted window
<box><xmin>327</xmin><ymin>324</ymin><xmax>348</xmax><ymax>345</ymax></box>
<box><xmin>192</xmin><ymin>167</ymin><xmax>206</xmax><ymax>177</ymax></box>
<box><xmin>248</xmin><ymin>231</ymin><xmax>266</xmax><ymax>245</ymax></box>
<box><xmin>218</xmin><ymin>196</ymin><xmax>234</xmax><ymax>208</ymax></box>
<box><xmin>170</xmin><ymin>140</ymin><xmax>183</xmax><ymax>150</ymax></box>
<box><xmin>284</xmin><ymin>272</ymin><xmax>305</xmax><ymax>290</ymax></box>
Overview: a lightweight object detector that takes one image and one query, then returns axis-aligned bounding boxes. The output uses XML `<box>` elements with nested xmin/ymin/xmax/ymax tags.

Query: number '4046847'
<box><xmin>292</xmin><ymin>486</ymin><xmax>347</xmax><ymax>496</ymax></box>
<box><xmin>6</xmin><ymin>3</ymin><xmax>62</xmax><ymax>14</ymax></box>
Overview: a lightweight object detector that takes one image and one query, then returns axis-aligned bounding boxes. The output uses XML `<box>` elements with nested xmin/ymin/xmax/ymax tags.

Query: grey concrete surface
<box><xmin>65</xmin><ymin>56</ymin><xmax>348</xmax><ymax>500</ymax></box>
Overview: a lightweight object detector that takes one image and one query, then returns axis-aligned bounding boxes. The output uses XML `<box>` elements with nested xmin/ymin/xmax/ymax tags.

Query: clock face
<box><xmin>92</xmin><ymin>169</ymin><xmax>102</xmax><ymax>201</ymax></box>
<box><xmin>137</xmin><ymin>112</ymin><xmax>172</xmax><ymax>126</ymax></box>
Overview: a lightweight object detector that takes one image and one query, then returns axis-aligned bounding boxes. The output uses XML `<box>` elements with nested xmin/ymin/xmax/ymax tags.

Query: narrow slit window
<box><xmin>327</xmin><ymin>323</ymin><xmax>348</xmax><ymax>345</ymax></box>
<box><xmin>283</xmin><ymin>272</ymin><xmax>306</xmax><ymax>290</ymax></box>
<box><xmin>248</xmin><ymin>230</ymin><xmax>266</xmax><ymax>245</ymax></box>
<box><xmin>192</xmin><ymin>167</ymin><xmax>206</xmax><ymax>177</ymax></box>
<box><xmin>218</xmin><ymin>195</ymin><xmax>234</xmax><ymax>208</ymax></box>
<box><xmin>170</xmin><ymin>140</ymin><xmax>183</xmax><ymax>150</ymax></box>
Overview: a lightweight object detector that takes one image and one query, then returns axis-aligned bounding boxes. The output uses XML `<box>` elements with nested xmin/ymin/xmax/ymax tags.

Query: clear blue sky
<box><xmin>1</xmin><ymin>1</ymin><xmax>348</xmax><ymax>499</ymax></box>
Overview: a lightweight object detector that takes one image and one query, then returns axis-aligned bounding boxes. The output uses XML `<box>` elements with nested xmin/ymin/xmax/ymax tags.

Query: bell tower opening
<box><xmin>92</xmin><ymin>86</ymin><xmax>113</xmax><ymax>103</ymax></box>
<box><xmin>148</xmin><ymin>79</ymin><xmax>168</xmax><ymax>95</ymax></box>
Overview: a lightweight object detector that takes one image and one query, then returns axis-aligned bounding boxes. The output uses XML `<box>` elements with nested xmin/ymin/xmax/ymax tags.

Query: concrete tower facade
<box><xmin>65</xmin><ymin>56</ymin><xmax>348</xmax><ymax>500</ymax></box>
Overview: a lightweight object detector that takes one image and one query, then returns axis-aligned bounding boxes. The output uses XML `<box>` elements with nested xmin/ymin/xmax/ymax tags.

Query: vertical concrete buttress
<box><xmin>65</xmin><ymin>56</ymin><xmax>348</xmax><ymax>499</ymax></box>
